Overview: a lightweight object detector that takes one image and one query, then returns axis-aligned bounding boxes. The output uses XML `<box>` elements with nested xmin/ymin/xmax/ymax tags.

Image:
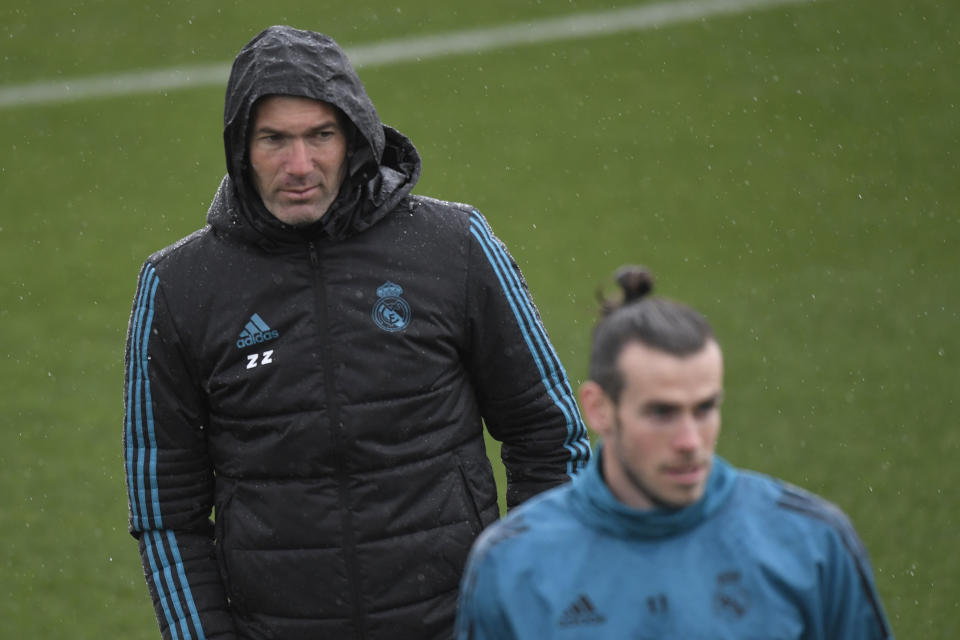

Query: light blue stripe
<box><xmin>129</xmin><ymin>268</ymin><xmax>202</xmax><ymax>639</ymax></box>
<box><xmin>470</xmin><ymin>215</ymin><xmax>590</xmax><ymax>467</ymax></box>
<box><xmin>136</xmin><ymin>270</ymin><xmax>158</xmax><ymax>527</ymax></box>
<box><xmin>155</xmin><ymin>532</ymin><xmax>193</xmax><ymax>640</ymax></box>
<box><xmin>469</xmin><ymin>212</ymin><xmax>588</xmax><ymax>473</ymax></box>
<box><xmin>128</xmin><ymin>265</ymin><xmax>157</xmax><ymax>528</ymax></box>
<box><xmin>140</xmin><ymin>275</ymin><xmax>162</xmax><ymax>528</ymax></box>
<box><xmin>125</xmin><ymin>268</ymin><xmax>148</xmax><ymax>528</ymax></box>
<box><xmin>144</xmin><ymin>531</ymin><xmax>182</xmax><ymax>640</ymax></box>
<box><xmin>469</xmin><ymin>227</ymin><xmax>582</xmax><ymax>472</ymax></box>
<box><xmin>469</xmin><ymin>213</ymin><xmax>589</xmax><ymax>460</ymax></box>
<box><xmin>167</xmin><ymin>530</ymin><xmax>207</xmax><ymax>639</ymax></box>
<box><xmin>469</xmin><ymin>217</ymin><xmax>561</xmax><ymax>388</ymax></box>
<box><xmin>132</xmin><ymin>267</ymin><xmax>155</xmax><ymax>527</ymax></box>
<box><xmin>133</xmin><ymin>269</ymin><xmax>161</xmax><ymax>528</ymax></box>
<box><xmin>469</xmin><ymin>218</ymin><xmax>588</xmax><ymax>468</ymax></box>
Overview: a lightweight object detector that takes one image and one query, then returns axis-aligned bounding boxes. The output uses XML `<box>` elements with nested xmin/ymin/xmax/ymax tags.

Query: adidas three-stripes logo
<box><xmin>557</xmin><ymin>594</ymin><xmax>606</xmax><ymax>627</ymax></box>
<box><xmin>236</xmin><ymin>313</ymin><xmax>280</xmax><ymax>349</ymax></box>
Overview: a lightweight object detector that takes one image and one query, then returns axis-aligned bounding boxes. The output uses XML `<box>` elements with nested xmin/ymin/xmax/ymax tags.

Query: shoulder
<box><xmin>734</xmin><ymin>470</ymin><xmax>865</xmax><ymax>554</ymax></box>
<box><xmin>136</xmin><ymin>225</ymin><xmax>251</xmax><ymax>313</ymax></box>
<box><xmin>403</xmin><ymin>194</ymin><xmax>492</xmax><ymax>233</ymax></box>
<box><xmin>145</xmin><ymin>226</ymin><xmax>216</xmax><ymax>274</ymax></box>
<box><xmin>409</xmin><ymin>194</ymin><xmax>476</xmax><ymax>216</ymax></box>
<box><xmin>738</xmin><ymin>470</ymin><xmax>851</xmax><ymax>527</ymax></box>
<box><xmin>468</xmin><ymin>484</ymin><xmax>578</xmax><ymax>569</ymax></box>
<box><xmin>380</xmin><ymin>195</ymin><xmax>506</xmax><ymax>256</ymax></box>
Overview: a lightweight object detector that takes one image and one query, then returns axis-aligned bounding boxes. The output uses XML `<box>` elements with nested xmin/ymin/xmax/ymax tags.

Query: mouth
<box><xmin>281</xmin><ymin>185</ymin><xmax>320</xmax><ymax>200</ymax></box>
<box><xmin>663</xmin><ymin>462</ymin><xmax>708</xmax><ymax>486</ymax></box>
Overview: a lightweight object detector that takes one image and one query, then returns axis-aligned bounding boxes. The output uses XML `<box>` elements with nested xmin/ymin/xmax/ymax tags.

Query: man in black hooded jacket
<box><xmin>122</xmin><ymin>25</ymin><xmax>591</xmax><ymax>640</ymax></box>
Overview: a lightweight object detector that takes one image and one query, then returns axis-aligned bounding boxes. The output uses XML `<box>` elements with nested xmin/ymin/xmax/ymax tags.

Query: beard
<box><xmin>606</xmin><ymin>415</ymin><xmax>710</xmax><ymax>510</ymax></box>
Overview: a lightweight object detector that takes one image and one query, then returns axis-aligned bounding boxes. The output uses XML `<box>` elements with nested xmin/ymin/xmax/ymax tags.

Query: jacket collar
<box><xmin>569</xmin><ymin>443</ymin><xmax>737</xmax><ymax>539</ymax></box>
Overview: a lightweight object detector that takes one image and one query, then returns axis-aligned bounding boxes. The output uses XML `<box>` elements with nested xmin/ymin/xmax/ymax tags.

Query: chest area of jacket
<box><xmin>184</xmin><ymin>243</ymin><xmax>469</xmax><ymax>412</ymax></box>
<box><xmin>496</xmin><ymin>516</ymin><xmax>821</xmax><ymax>639</ymax></box>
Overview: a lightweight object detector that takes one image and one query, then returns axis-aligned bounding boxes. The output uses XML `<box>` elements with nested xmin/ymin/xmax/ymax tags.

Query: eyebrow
<box><xmin>646</xmin><ymin>392</ymin><xmax>723</xmax><ymax>411</ymax></box>
<box><xmin>254</xmin><ymin>119</ymin><xmax>340</xmax><ymax>135</ymax></box>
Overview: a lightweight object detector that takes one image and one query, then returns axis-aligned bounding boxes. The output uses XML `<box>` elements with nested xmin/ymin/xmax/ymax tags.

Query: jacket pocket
<box><xmin>454</xmin><ymin>455</ymin><xmax>487</xmax><ymax>535</ymax></box>
<box><xmin>213</xmin><ymin>487</ymin><xmax>237</xmax><ymax>606</ymax></box>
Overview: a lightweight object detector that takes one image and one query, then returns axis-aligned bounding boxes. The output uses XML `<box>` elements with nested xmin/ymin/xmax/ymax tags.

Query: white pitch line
<box><xmin>0</xmin><ymin>0</ymin><xmax>813</xmax><ymax>109</ymax></box>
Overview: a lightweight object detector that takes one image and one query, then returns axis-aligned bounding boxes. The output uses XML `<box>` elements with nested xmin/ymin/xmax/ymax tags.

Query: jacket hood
<box><xmin>216</xmin><ymin>25</ymin><xmax>420</xmax><ymax>243</ymax></box>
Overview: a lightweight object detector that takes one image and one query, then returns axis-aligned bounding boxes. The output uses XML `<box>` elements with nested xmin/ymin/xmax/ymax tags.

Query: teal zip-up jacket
<box><xmin>456</xmin><ymin>447</ymin><xmax>893</xmax><ymax>639</ymax></box>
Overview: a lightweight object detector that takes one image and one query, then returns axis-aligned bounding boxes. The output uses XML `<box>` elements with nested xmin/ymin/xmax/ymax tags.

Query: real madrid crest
<box><xmin>372</xmin><ymin>281</ymin><xmax>411</xmax><ymax>332</ymax></box>
<box><xmin>712</xmin><ymin>570</ymin><xmax>750</xmax><ymax>621</ymax></box>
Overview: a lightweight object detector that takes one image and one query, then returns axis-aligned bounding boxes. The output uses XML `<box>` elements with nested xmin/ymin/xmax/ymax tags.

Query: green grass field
<box><xmin>2</xmin><ymin>0</ymin><xmax>957</xmax><ymax>636</ymax></box>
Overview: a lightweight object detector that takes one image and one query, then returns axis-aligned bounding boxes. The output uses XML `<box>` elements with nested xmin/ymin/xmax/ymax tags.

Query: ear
<box><xmin>579</xmin><ymin>381</ymin><xmax>616</xmax><ymax>438</ymax></box>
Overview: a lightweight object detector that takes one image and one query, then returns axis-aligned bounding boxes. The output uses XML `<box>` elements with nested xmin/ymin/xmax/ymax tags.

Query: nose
<box><xmin>286</xmin><ymin>138</ymin><xmax>313</xmax><ymax>175</ymax></box>
<box><xmin>672</xmin><ymin>414</ymin><xmax>702</xmax><ymax>453</ymax></box>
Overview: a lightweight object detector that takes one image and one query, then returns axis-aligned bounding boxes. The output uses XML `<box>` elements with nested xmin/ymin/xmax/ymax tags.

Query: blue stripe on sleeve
<box><xmin>125</xmin><ymin>270</ymin><xmax>144</xmax><ymax>528</ymax></box>
<box><xmin>127</xmin><ymin>265</ymin><xmax>163</xmax><ymax>529</ymax></box>
<box><xmin>126</xmin><ymin>267</ymin><xmax>208</xmax><ymax>639</ymax></box>
<box><xmin>156</xmin><ymin>530</ymin><xmax>193</xmax><ymax>640</ymax></box>
<box><xmin>141</xmin><ymin>274</ymin><xmax>162</xmax><ymax>528</ymax></box>
<box><xmin>469</xmin><ymin>211</ymin><xmax>590</xmax><ymax>473</ymax></box>
<box><xmin>126</xmin><ymin>264</ymin><xmax>157</xmax><ymax>529</ymax></box>
<box><xmin>144</xmin><ymin>531</ymin><xmax>182</xmax><ymax>640</ymax></box>
<box><xmin>167</xmin><ymin>530</ymin><xmax>207</xmax><ymax>639</ymax></box>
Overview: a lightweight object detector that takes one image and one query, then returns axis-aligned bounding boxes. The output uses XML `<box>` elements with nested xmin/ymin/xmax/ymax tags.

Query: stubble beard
<box><xmin>610</xmin><ymin>416</ymin><xmax>700</xmax><ymax>511</ymax></box>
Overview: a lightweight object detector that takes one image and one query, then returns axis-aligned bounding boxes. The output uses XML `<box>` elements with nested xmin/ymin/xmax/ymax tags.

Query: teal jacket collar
<box><xmin>568</xmin><ymin>443</ymin><xmax>737</xmax><ymax>539</ymax></box>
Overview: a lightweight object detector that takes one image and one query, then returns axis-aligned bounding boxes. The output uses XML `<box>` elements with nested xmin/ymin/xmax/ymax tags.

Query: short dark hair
<box><xmin>588</xmin><ymin>265</ymin><xmax>715</xmax><ymax>401</ymax></box>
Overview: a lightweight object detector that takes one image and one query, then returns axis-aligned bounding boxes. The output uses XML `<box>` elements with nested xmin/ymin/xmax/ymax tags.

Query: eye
<box><xmin>257</xmin><ymin>133</ymin><xmax>285</xmax><ymax>145</ymax></box>
<box><xmin>645</xmin><ymin>403</ymin><xmax>678</xmax><ymax>421</ymax></box>
<box><xmin>694</xmin><ymin>397</ymin><xmax>720</xmax><ymax>418</ymax></box>
<box><xmin>309</xmin><ymin>128</ymin><xmax>338</xmax><ymax>142</ymax></box>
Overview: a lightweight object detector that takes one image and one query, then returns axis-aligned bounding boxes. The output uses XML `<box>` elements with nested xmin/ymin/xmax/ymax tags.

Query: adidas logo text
<box><xmin>237</xmin><ymin>313</ymin><xmax>280</xmax><ymax>349</ymax></box>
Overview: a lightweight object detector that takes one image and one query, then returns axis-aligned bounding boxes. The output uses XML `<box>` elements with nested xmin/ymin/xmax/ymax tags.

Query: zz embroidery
<box><xmin>246</xmin><ymin>350</ymin><xmax>274</xmax><ymax>369</ymax></box>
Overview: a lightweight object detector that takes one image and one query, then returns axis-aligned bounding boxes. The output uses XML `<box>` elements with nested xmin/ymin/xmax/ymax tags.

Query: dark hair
<box><xmin>588</xmin><ymin>265</ymin><xmax>715</xmax><ymax>401</ymax></box>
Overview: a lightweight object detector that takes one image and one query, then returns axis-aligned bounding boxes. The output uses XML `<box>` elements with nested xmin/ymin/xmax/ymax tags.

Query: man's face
<box><xmin>580</xmin><ymin>340</ymin><xmax>724</xmax><ymax>510</ymax></box>
<box><xmin>248</xmin><ymin>95</ymin><xmax>349</xmax><ymax>226</ymax></box>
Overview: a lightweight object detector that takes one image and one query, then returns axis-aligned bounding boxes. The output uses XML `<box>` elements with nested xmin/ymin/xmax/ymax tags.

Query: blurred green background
<box><xmin>2</xmin><ymin>0</ymin><xmax>957</xmax><ymax>637</ymax></box>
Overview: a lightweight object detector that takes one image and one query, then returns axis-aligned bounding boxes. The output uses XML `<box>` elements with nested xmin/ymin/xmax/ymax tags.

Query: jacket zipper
<box><xmin>308</xmin><ymin>241</ymin><xmax>366</xmax><ymax>639</ymax></box>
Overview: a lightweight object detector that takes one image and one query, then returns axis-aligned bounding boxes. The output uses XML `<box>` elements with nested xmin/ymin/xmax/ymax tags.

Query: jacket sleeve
<box><xmin>123</xmin><ymin>262</ymin><xmax>236</xmax><ymax>640</ymax></box>
<box><xmin>821</xmin><ymin>515</ymin><xmax>894</xmax><ymax>639</ymax></box>
<box><xmin>464</xmin><ymin>210</ymin><xmax>591</xmax><ymax>508</ymax></box>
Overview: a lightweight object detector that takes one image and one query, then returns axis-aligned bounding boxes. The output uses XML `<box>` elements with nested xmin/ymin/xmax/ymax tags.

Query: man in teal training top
<box><xmin>455</xmin><ymin>265</ymin><xmax>893</xmax><ymax>639</ymax></box>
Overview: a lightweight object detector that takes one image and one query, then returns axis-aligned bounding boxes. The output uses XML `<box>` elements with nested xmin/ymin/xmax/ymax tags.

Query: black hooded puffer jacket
<box><xmin>123</xmin><ymin>25</ymin><xmax>590</xmax><ymax>640</ymax></box>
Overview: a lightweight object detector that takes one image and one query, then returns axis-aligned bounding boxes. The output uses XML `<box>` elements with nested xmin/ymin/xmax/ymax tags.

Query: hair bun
<box><xmin>614</xmin><ymin>265</ymin><xmax>654</xmax><ymax>304</ymax></box>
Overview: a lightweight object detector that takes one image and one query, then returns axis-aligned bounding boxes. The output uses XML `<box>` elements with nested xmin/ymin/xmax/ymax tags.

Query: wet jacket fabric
<box><xmin>123</xmin><ymin>25</ymin><xmax>590</xmax><ymax>640</ymax></box>
<box><xmin>456</xmin><ymin>449</ymin><xmax>893</xmax><ymax>639</ymax></box>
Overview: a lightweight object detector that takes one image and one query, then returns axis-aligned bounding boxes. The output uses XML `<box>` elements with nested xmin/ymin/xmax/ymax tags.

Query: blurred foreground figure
<box><xmin>122</xmin><ymin>25</ymin><xmax>589</xmax><ymax>639</ymax></box>
<box><xmin>456</xmin><ymin>265</ymin><xmax>892</xmax><ymax>639</ymax></box>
